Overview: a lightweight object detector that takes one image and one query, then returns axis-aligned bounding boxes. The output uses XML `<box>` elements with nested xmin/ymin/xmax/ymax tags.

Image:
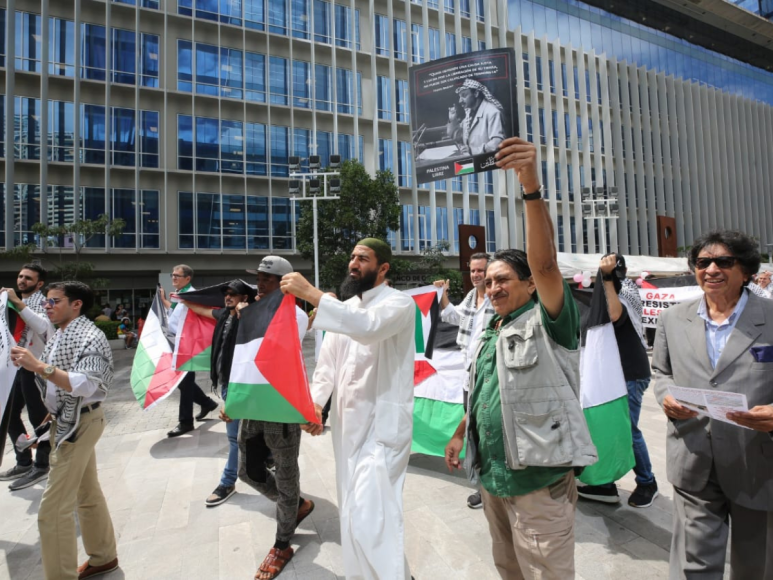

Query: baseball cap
<box><xmin>221</xmin><ymin>279</ymin><xmax>257</xmax><ymax>302</ymax></box>
<box><xmin>246</xmin><ymin>256</ymin><xmax>294</xmax><ymax>277</ymax></box>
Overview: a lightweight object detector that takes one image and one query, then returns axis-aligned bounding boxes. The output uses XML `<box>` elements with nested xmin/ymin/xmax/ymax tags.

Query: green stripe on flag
<box><xmin>579</xmin><ymin>395</ymin><xmax>635</xmax><ymax>485</ymax></box>
<box><xmin>411</xmin><ymin>397</ymin><xmax>466</xmax><ymax>458</ymax></box>
<box><xmin>178</xmin><ymin>347</ymin><xmax>212</xmax><ymax>372</ymax></box>
<box><xmin>129</xmin><ymin>341</ymin><xmax>153</xmax><ymax>408</ymax></box>
<box><xmin>225</xmin><ymin>382</ymin><xmax>308</xmax><ymax>423</ymax></box>
<box><xmin>414</xmin><ymin>305</ymin><xmax>425</xmax><ymax>354</ymax></box>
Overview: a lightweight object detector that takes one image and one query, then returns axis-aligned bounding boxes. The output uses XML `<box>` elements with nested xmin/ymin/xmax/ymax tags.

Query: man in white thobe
<box><xmin>280</xmin><ymin>238</ymin><xmax>416</xmax><ymax>580</ymax></box>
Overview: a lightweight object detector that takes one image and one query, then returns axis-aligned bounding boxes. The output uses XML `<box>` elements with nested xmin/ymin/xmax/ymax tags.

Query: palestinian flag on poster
<box><xmin>7</xmin><ymin>301</ymin><xmax>25</xmax><ymax>343</ymax></box>
<box><xmin>130</xmin><ymin>291</ymin><xmax>186</xmax><ymax>410</ymax></box>
<box><xmin>454</xmin><ymin>159</ymin><xmax>475</xmax><ymax>175</ymax></box>
<box><xmin>0</xmin><ymin>293</ymin><xmax>19</xmax><ymax>467</ymax></box>
<box><xmin>578</xmin><ymin>269</ymin><xmax>635</xmax><ymax>485</ymax></box>
<box><xmin>171</xmin><ymin>283</ymin><xmax>227</xmax><ymax>372</ymax></box>
<box><xmin>224</xmin><ymin>291</ymin><xmax>317</xmax><ymax>424</ymax></box>
<box><xmin>403</xmin><ymin>285</ymin><xmax>442</xmax><ymax>385</ymax></box>
<box><xmin>411</xmin><ymin>321</ymin><xmax>467</xmax><ymax>457</ymax></box>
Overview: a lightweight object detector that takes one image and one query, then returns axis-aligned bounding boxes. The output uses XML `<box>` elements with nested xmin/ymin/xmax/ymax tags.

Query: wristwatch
<box><xmin>41</xmin><ymin>365</ymin><xmax>56</xmax><ymax>378</ymax></box>
<box><xmin>522</xmin><ymin>185</ymin><xmax>543</xmax><ymax>201</ymax></box>
<box><xmin>602</xmin><ymin>273</ymin><xmax>615</xmax><ymax>281</ymax></box>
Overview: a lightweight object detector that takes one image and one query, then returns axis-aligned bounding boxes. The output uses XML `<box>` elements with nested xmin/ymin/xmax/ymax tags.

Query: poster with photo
<box><xmin>409</xmin><ymin>48</ymin><xmax>518</xmax><ymax>184</ymax></box>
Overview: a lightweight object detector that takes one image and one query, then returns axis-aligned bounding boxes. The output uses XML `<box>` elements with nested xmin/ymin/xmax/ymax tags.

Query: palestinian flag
<box><xmin>224</xmin><ymin>291</ymin><xmax>317</xmax><ymax>424</ymax></box>
<box><xmin>171</xmin><ymin>283</ymin><xmax>227</xmax><ymax>372</ymax></box>
<box><xmin>0</xmin><ymin>293</ymin><xmax>19</xmax><ymax>467</ymax></box>
<box><xmin>454</xmin><ymin>159</ymin><xmax>475</xmax><ymax>175</ymax></box>
<box><xmin>7</xmin><ymin>301</ymin><xmax>25</xmax><ymax>343</ymax></box>
<box><xmin>411</xmin><ymin>321</ymin><xmax>467</xmax><ymax>457</ymax></box>
<box><xmin>578</xmin><ymin>269</ymin><xmax>635</xmax><ymax>485</ymax></box>
<box><xmin>404</xmin><ymin>285</ymin><xmax>442</xmax><ymax>385</ymax></box>
<box><xmin>130</xmin><ymin>291</ymin><xmax>186</xmax><ymax>410</ymax></box>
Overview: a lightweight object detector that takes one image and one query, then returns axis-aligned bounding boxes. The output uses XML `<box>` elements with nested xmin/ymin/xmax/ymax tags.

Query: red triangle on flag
<box><xmin>454</xmin><ymin>162</ymin><xmax>463</xmax><ymax>173</ymax></box>
<box><xmin>413</xmin><ymin>292</ymin><xmax>436</xmax><ymax>317</ymax></box>
<box><xmin>414</xmin><ymin>360</ymin><xmax>437</xmax><ymax>386</ymax></box>
<box><xmin>143</xmin><ymin>352</ymin><xmax>184</xmax><ymax>409</ymax></box>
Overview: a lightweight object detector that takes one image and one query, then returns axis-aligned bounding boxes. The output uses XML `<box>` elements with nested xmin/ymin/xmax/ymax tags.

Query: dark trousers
<box><xmin>6</xmin><ymin>369</ymin><xmax>51</xmax><ymax>468</ymax></box>
<box><xmin>177</xmin><ymin>372</ymin><xmax>214</xmax><ymax>424</ymax></box>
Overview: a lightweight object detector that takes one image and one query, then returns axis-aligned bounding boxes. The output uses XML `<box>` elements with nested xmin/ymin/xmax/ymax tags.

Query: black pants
<box><xmin>5</xmin><ymin>369</ymin><xmax>51</xmax><ymax>468</ymax></box>
<box><xmin>177</xmin><ymin>372</ymin><xmax>215</xmax><ymax>424</ymax></box>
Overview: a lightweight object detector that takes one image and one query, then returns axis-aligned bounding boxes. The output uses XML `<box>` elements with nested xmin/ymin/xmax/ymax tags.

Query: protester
<box><xmin>433</xmin><ymin>252</ymin><xmax>494</xmax><ymax>510</ymax></box>
<box><xmin>444</xmin><ymin>137</ymin><xmax>597</xmax><ymax>579</ymax></box>
<box><xmin>11</xmin><ymin>281</ymin><xmax>118</xmax><ymax>580</ymax></box>
<box><xmin>577</xmin><ymin>253</ymin><xmax>658</xmax><ymax>508</ymax></box>
<box><xmin>281</xmin><ymin>239</ymin><xmax>416</xmax><ymax>580</ymax></box>
<box><xmin>160</xmin><ymin>264</ymin><xmax>219</xmax><ymax>437</ymax></box>
<box><xmin>237</xmin><ymin>257</ymin><xmax>314</xmax><ymax>580</ymax></box>
<box><xmin>0</xmin><ymin>264</ymin><xmax>55</xmax><ymax>491</ymax></box>
<box><xmin>652</xmin><ymin>230</ymin><xmax>773</xmax><ymax>579</ymax></box>
<box><xmin>182</xmin><ymin>280</ymin><xmax>256</xmax><ymax>508</ymax></box>
<box><xmin>748</xmin><ymin>270</ymin><xmax>772</xmax><ymax>298</ymax></box>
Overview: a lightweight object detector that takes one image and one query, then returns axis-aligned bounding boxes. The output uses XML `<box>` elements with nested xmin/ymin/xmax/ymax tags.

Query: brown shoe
<box><xmin>296</xmin><ymin>498</ymin><xmax>315</xmax><ymax>527</ymax></box>
<box><xmin>255</xmin><ymin>547</ymin><xmax>293</xmax><ymax>580</ymax></box>
<box><xmin>77</xmin><ymin>557</ymin><xmax>119</xmax><ymax>579</ymax></box>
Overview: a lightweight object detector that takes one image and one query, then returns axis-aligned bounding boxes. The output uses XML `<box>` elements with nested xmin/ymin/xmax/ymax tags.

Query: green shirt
<box><xmin>470</xmin><ymin>280</ymin><xmax>580</xmax><ymax>498</ymax></box>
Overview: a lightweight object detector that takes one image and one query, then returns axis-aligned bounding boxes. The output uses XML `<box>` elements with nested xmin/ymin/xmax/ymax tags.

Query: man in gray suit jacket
<box><xmin>652</xmin><ymin>230</ymin><xmax>773</xmax><ymax>580</ymax></box>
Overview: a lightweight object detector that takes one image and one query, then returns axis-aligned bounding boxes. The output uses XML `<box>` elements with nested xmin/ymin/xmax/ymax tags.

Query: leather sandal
<box><xmin>296</xmin><ymin>498</ymin><xmax>315</xmax><ymax>527</ymax></box>
<box><xmin>255</xmin><ymin>546</ymin><xmax>294</xmax><ymax>580</ymax></box>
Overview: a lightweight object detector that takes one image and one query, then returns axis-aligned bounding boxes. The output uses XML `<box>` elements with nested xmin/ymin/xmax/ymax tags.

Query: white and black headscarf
<box><xmin>36</xmin><ymin>315</ymin><xmax>114</xmax><ymax>448</ymax></box>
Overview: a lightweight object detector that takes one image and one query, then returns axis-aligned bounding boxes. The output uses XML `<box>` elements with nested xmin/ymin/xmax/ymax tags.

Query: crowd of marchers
<box><xmin>1</xmin><ymin>137</ymin><xmax>772</xmax><ymax>580</ymax></box>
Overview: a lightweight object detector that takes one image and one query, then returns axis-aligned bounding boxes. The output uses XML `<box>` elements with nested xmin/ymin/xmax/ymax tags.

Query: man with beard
<box><xmin>160</xmin><ymin>264</ymin><xmax>219</xmax><ymax>437</ymax></box>
<box><xmin>434</xmin><ymin>252</ymin><xmax>495</xmax><ymax>509</ymax></box>
<box><xmin>0</xmin><ymin>264</ymin><xmax>55</xmax><ymax>491</ymax></box>
<box><xmin>237</xmin><ymin>257</ymin><xmax>314</xmax><ymax>580</ymax></box>
<box><xmin>180</xmin><ymin>280</ymin><xmax>256</xmax><ymax>507</ymax></box>
<box><xmin>281</xmin><ymin>239</ymin><xmax>416</xmax><ymax>580</ymax></box>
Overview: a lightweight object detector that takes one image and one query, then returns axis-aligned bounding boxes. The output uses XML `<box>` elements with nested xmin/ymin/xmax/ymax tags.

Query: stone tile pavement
<box><xmin>0</xmin><ymin>340</ymin><xmax>725</xmax><ymax>579</ymax></box>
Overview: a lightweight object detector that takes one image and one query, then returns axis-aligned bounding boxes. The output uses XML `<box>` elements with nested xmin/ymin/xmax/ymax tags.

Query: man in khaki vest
<box><xmin>445</xmin><ymin>137</ymin><xmax>596</xmax><ymax>579</ymax></box>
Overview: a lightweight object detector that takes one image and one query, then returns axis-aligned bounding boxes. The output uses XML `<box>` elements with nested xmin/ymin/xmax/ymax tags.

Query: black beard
<box><xmin>340</xmin><ymin>269</ymin><xmax>379</xmax><ymax>299</ymax></box>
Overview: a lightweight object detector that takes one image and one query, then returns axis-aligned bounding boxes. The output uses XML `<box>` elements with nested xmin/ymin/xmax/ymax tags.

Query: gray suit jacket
<box><xmin>652</xmin><ymin>291</ymin><xmax>773</xmax><ymax>511</ymax></box>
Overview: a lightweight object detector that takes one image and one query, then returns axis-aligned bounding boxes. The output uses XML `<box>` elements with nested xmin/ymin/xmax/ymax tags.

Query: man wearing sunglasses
<box><xmin>160</xmin><ymin>264</ymin><xmax>219</xmax><ymax>437</ymax></box>
<box><xmin>652</xmin><ymin>230</ymin><xmax>773</xmax><ymax>579</ymax></box>
<box><xmin>11</xmin><ymin>281</ymin><xmax>118</xmax><ymax>579</ymax></box>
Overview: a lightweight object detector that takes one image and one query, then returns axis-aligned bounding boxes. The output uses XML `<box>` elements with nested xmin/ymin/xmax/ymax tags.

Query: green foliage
<box><xmin>0</xmin><ymin>215</ymin><xmax>125</xmax><ymax>286</ymax></box>
<box><xmin>94</xmin><ymin>320</ymin><xmax>121</xmax><ymax>340</ymax></box>
<box><xmin>296</xmin><ymin>160</ymin><xmax>400</xmax><ymax>290</ymax></box>
<box><xmin>418</xmin><ymin>241</ymin><xmax>464</xmax><ymax>301</ymax></box>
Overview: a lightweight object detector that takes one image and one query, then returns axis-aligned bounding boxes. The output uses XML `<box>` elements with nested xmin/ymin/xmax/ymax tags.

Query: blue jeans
<box><xmin>219</xmin><ymin>386</ymin><xmax>240</xmax><ymax>488</ymax></box>
<box><xmin>627</xmin><ymin>378</ymin><xmax>655</xmax><ymax>486</ymax></box>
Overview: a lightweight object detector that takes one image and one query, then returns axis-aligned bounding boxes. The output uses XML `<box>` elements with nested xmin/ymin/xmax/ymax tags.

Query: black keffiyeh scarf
<box><xmin>456</xmin><ymin>288</ymin><xmax>495</xmax><ymax>350</ymax></box>
<box><xmin>19</xmin><ymin>290</ymin><xmax>48</xmax><ymax>348</ymax></box>
<box><xmin>36</xmin><ymin>316</ymin><xmax>114</xmax><ymax>448</ymax></box>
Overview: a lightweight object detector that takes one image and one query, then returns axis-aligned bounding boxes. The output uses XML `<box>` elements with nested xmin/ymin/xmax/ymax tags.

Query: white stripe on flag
<box><xmin>579</xmin><ymin>324</ymin><xmax>628</xmax><ymax>408</ymax></box>
<box><xmin>229</xmin><ymin>338</ymin><xmax>269</xmax><ymax>385</ymax></box>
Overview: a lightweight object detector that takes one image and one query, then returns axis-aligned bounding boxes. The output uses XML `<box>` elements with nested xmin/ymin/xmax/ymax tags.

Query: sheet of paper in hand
<box><xmin>668</xmin><ymin>385</ymin><xmax>751</xmax><ymax>429</ymax></box>
<box><xmin>409</xmin><ymin>48</ymin><xmax>518</xmax><ymax>184</ymax></box>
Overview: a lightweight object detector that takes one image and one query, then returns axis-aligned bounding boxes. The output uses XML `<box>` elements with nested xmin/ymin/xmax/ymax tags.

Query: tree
<box><xmin>1</xmin><ymin>214</ymin><xmax>126</xmax><ymax>287</ymax></box>
<box><xmin>296</xmin><ymin>160</ymin><xmax>401</xmax><ymax>290</ymax></box>
<box><xmin>418</xmin><ymin>241</ymin><xmax>464</xmax><ymax>302</ymax></box>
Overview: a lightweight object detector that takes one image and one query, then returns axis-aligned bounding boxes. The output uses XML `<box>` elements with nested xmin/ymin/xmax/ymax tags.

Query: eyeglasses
<box><xmin>44</xmin><ymin>298</ymin><xmax>63</xmax><ymax>308</ymax></box>
<box><xmin>170</xmin><ymin>273</ymin><xmax>186</xmax><ymax>279</ymax></box>
<box><xmin>224</xmin><ymin>292</ymin><xmax>239</xmax><ymax>298</ymax></box>
<box><xmin>694</xmin><ymin>256</ymin><xmax>737</xmax><ymax>270</ymax></box>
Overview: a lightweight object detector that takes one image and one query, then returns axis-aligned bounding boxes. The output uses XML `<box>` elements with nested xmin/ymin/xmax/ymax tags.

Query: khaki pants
<box><xmin>481</xmin><ymin>471</ymin><xmax>578</xmax><ymax>580</ymax></box>
<box><xmin>38</xmin><ymin>407</ymin><xmax>117</xmax><ymax>580</ymax></box>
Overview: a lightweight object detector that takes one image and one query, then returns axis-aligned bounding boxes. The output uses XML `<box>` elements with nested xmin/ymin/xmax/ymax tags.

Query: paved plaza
<box><xmin>0</xmin><ymin>339</ymin><xmax>727</xmax><ymax>580</ymax></box>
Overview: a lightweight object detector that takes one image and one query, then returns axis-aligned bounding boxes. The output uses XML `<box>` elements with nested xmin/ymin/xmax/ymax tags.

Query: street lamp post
<box><xmin>581</xmin><ymin>185</ymin><xmax>619</xmax><ymax>254</ymax></box>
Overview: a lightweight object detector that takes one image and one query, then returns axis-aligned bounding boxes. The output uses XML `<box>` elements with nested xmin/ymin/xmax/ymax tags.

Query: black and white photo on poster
<box><xmin>409</xmin><ymin>48</ymin><xmax>518</xmax><ymax>184</ymax></box>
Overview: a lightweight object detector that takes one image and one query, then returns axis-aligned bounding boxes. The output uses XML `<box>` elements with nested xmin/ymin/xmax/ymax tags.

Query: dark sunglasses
<box><xmin>694</xmin><ymin>256</ymin><xmax>737</xmax><ymax>270</ymax></box>
<box><xmin>224</xmin><ymin>292</ymin><xmax>240</xmax><ymax>298</ymax></box>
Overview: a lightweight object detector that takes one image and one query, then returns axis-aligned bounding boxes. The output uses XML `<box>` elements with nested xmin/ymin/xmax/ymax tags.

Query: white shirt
<box><xmin>440</xmin><ymin>292</ymin><xmax>493</xmax><ymax>388</ymax></box>
<box><xmin>43</xmin><ymin>329</ymin><xmax>105</xmax><ymax>414</ymax></box>
<box><xmin>311</xmin><ymin>283</ymin><xmax>416</xmax><ymax>580</ymax></box>
<box><xmin>168</xmin><ymin>285</ymin><xmax>195</xmax><ymax>335</ymax></box>
<box><xmin>19</xmin><ymin>297</ymin><xmax>55</xmax><ymax>359</ymax></box>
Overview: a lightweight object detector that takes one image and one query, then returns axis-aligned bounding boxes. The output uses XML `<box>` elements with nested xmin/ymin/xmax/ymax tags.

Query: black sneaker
<box><xmin>628</xmin><ymin>481</ymin><xmax>659</xmax><ymax>508</ymax></box>
<box><xmin>9</xmin><ymin>466</ymin><xmax>49</xmax><ymax>491</ymax></box>
<box><xmin>205</xmin><ymin>485</ymin><xmax>236</xmax><ymax>507</ymax></box>
<box><xmin>577</xmin><ymin>484</ymin><xmax>620</xmax><ymax>504</ymax></box>
<box><xmin>467</xmin><ymin>491</ymin><xmax>483</xmax><ymax>509</ymax></box>
<box><xmin>195</xmin><ymin>400</ymin><xmax>219</xmax><ymax>421</ymax></box>
<box><xmin>167</xmin><ymin>423</ymin><xmax>195</xmax><ymax>438</ymax></box>
<box><xmin>0</xmin><ymin>463</ymin><xmax>33</xmax><ymax>481</ymax></box>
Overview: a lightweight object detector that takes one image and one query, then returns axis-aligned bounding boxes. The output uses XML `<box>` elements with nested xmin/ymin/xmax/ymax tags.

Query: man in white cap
<box><xmin>238</xmin><ymin>256</ymin><xmax>314</xmax><ymax>580</ymax></box>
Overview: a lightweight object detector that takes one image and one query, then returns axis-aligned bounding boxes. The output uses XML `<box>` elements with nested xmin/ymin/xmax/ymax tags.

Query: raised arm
<box><xmin>495</xmin><ymin>137</ymin><xmax>564</xmax><ymax>319</ymax></box>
